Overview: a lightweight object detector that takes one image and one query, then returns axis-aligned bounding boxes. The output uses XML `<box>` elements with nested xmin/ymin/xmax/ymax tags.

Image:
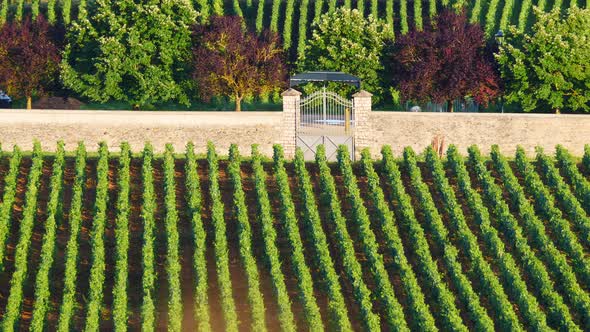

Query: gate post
<box><xmin>281</xmin><ymin>88</ymin><xmax>301</xmax><ymax>158</ymax></box>
<box><xmin>353</xmin><ymin>90</ymin><xmax>372</xmax><ymax>159</ymax></box>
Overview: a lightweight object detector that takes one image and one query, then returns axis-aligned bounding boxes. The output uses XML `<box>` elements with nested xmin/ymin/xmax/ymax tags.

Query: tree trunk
<box><xmin>235</xmin><ymin>95</ymin><xmax>243</xmax><ymax>112</ymax></box>
<box><xmin>448</xmin><ymin>100</ymin><xmax>454</xmax><ymax>113</ymax></box>
<box><xmin>27</xmin><ymin>96</ymin><xmax>32</xmax><ymax>110</ymax></box>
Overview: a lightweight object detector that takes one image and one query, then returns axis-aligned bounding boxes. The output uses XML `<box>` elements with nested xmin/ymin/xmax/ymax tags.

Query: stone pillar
<box><xmin>353</xmin><ymin>90</ymin><xmax>372</xmax><ymax>160</ymax></box>
<box><xmin>281</xmin><ymin>88</ymin><xmax>301</xmax><ymax>159</ymax></box>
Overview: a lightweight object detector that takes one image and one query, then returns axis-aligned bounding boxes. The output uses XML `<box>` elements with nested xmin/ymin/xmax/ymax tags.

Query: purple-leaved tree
<box><xmin>0</xmin><ymin>15</ymin><xmax>60</xmax><ymax>109</ymax></box>
<box><xmin>388</xmin><ymin>10</ymin><xmax>500</xmax><ymax>112</ymax></box>
<box><xmin>192</xmin><ymin>16</ymin><xmax>287</xmax><ymax>112</ymax></box>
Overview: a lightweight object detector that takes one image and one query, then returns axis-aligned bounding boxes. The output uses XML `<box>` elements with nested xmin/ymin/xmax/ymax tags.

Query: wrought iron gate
<box><xmin>296</xmin><ymin>88</ymin><xmax>355</xmax><ymax>161</ymax></box>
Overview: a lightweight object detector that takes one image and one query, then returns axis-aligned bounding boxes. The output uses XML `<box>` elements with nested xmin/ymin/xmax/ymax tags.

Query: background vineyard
<box><xmin>0</xmin><ymin>142</ymin><xmax>589</xmax><ymax>330</ymax></box>
<box><xmin>2</xmin><ymin>0</ymin><xmax>586</xmax><ymax>61</ymax></box>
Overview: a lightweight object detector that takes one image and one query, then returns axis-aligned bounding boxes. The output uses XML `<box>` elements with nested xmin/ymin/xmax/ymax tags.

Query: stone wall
<box><xmin>3</xmin><ymin>109</ymin><xmax>590</xmax><ymax>159</ymax></box>
<box><xmin>362</xmin><ymin>112</ymin><xmax>590</xmax><ymax>157</ymax></box>
<box><xmin>0</xmin><ymin>110</ymin><xmax>283</xmax><ymax>156</ymax></box>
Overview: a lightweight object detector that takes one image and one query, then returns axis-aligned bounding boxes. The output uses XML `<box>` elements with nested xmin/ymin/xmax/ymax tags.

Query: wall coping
<box><xmin>370</xmin><ymin>111</ymin><xmax>590</xmax><ymax>119</ymax></box>
<box><xmin>0</xmin><ymin>109</ymin><xmax>282</xmax><ymax>126</ymax></box>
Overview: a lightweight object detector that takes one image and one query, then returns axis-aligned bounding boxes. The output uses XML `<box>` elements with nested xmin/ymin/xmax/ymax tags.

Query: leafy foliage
<box><xmin>57</xmin><ymin>143</ymin><xmax>87</xmax><ymax>332</ymax></box>
<box><xmin>207</xmin><ymin>142</ymin><xmax>239</xmax><ymax>332</ymax></box>
<box><xmin>61</xmin><ymin>0</ymin><xmax>196</xmax><ymax>106</ymax></box>
<box><xmin>2</xmin><ymin>142</ymin><xmax>43</xmax><ymax>331</ymax></box>
<box><xmin>193</xmin><ymin>16</ymin><xmax>286</xmax><ymax>111</ymax></box>
<box><xmin>388</xmin><ymin>9</ymin><xmax>500</xmax><ymax>108</ymax></box>
<box><xmin>272</xmin><ymin>146</ymin><xmax>324</xmax><ymax>330</ymax></box>
<box><xmin>0</xmin><ymin>15</ymin><xmax>60</xmax><ymax>109</ymax></box>
<box><xmin>292</xmin><ymin>148</ymin><xmax>352</xmax><ymax>331</ymax></box>
<box><xmin>140</xmin><ymin>144</ymin><xmax>156</xmax><ymax>331</ymax></box>
<box><xmin>163</xmin><ymin>144</ymin><xmax>183</xmax><ymax>332</ymax></box>
<box><xmin>113</xmin><ymin>143</ymin><xmax>131</xmax><ymax>331</ymax></box>
<box><xmin>445</xmin><ymin>146</ymin><xmax>524</xmax><ymax>330</ymax></box>
<box><xmin>30</xmin><ymin>142</ymin><xmax>65</xmax><ymax>331</ymax></box>
<box><xmin>84</xmin><ymin>143</ymin><xmax>109</xmax><ymax>331</ymax></box>
<box><xmin>298</xmin><ymin>8</ymin><xmax>392</xmax><ymax>101</ymax></box>
<box><xmin>315</xmin><ymin>145</ymin><xmax>381</xmax><ymax>331</ymax></box>
<box><xmin>490</xmin><ymin>146</ymin><xmax>584</xmax><ymax>330</ymax></box>
<box><xmin>497</xmin><ymin>7</ymin><xmax>590</xmax><ymax>112</ymax></box>
<box><xmin>228</xmin><ymin>145</ymin><xmax>267</xmax><ymax>331</ymax></box>
<box><xmin>251</xmin><ymin>145</ymin><xmax>296</xmax><ymax>331</ymax></box>
<box><xmin>185</xmin><ymin>143</ymin><xmax>211</xmax><ymax>332</ymax></box>
<box><xmin>0</xmin><ymin>146</ymin><xmax>21</xmax><ymax>271</ymax></box>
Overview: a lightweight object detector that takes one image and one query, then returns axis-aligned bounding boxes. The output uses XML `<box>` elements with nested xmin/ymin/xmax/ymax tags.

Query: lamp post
<box><xmin>494</xmin><ymin>29</ymin><xmax>505</xmax><ymax>114</ymax></box>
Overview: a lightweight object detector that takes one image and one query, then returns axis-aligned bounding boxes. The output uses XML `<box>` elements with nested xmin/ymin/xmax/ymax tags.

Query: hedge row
<box><xmin>536</xmin><ymin>149</ymin><xmax>590</xmax><ymax>248</ymax></box>
<box><xmin>2</xmin><ymin>142</ymin><xmax>44</xmax><ymax>331</ymax></box>
<box><xmin>207</xmin><ymin>142</ymin><xmax>239</xmax><ymax>331</ymax></box>
<box><xmin>84</xmin><ymin>143</ymin><xmax>109</xmax><ymax>331</ymax></box>
<box><xmin>251</xmin><ymin>145</ymin><xmax>296</xmax><ymax>331</ymax></box>
<box><xmin>228</xmin><ymin>145</ymin><xmax>267</xmax><ymax>331</ymax></box>
<box><xmin>57</xmin><ymin>143</ymin><xmax>86</xmax><ymax>332</ymax></box>
<box><xmin>464</xmin><ymin>146</ymin><xmax>551</xmax><ymax>330</ymax></box>
<box><xmin>489</xmin><ymin>145</ymin><xmax>582</xmax><ymax>330</ymax></box>
<box><xmin>30</xmin><ymin>142</ymin><xmax>66</xmax><ymax>331</ymax></box>
<box><xmin>272</xmin><ymin>145</ymin><xmax>324</xmax><ymax>330</ymax></box>
<box><xmin>395</xmin><ymin>147</ymin><xmax>468</xmax><ymax>330</ymax></box>
<box><xmin>0</xmin><ymin>145</ymin><xmax>22</xmax><ymax>270</ymax></box>
<box><xmin>140</xmin><ymin>144</ymin><xmax>157</xmax><ymax>331</ymax></box>
<box><xmin>292</xmin><ymin>148</ymin><xmax>352</xmax><ymax>331</ymax></box>
<box><xmin>163</xmin><ymin>144</ymin><xmax>183</xmax><ymax>331</ymax></box>
<box><xmin>445</xmin><ymin>146</ymin><xmax>523</xmax><ymax>330</ymax></box>
<box><xmin>556</xmin><ymin>146</ymin><xmax>590</xmax><ymax>215</ymax></box>
<box><xmin>514</xmin><ymin>147</ymin><xmax>590</xmax><ymax>286</ymax></box>
<box><xmin>315</xmin><ymin>145</ymin><xmax>381</xmax><ymax>331</ymax></box>
<box><xmin>184</xmin><ymin>142</ymin><xmax>211</xmax><ymax>332</ymax></box>
<box><xmin>360</xmin><ymin>148</ymin><xmax>439</xmax><ymax>331</ymax></box>
<box><xmin>336</xmin><ymin>146</ymin><xmax>410</xmax><ymax>330</ymax></box>
<box><xmin>113</xmin><ymin>143</ymin><xmax>131</xmax><ymax>331</ymax></box>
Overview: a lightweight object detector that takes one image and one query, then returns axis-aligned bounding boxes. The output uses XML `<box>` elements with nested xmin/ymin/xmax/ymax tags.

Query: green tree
<box><xmin>497</xmin><ymin>7</ymin><xmax>590</xmax><ymax>112</ymax></box>
<box><xmin>61</xmin><ymin>0</ymin><xmax>197</xmax><ymax>107</ymax></box>
<box><xmin>298</xmin><ymin>8</ymin><xmax>393</xmax><ymax>101</ymax></box>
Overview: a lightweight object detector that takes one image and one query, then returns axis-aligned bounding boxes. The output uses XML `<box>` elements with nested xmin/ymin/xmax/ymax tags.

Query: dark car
<box><xmin>0</xmin><ymin>91</ymin><xmax>11</xmax><ymax>108</ymax></box>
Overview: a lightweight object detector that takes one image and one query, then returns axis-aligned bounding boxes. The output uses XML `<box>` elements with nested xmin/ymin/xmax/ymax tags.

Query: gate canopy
<box><xmin>289</xmin><ymin>71</ymin><xmax>361</xmax><ymax>89</ymax></box>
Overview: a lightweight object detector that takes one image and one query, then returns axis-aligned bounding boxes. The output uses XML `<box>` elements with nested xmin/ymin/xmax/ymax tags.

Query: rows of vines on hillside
<box><xmin>0</xmin><ymin>142</ymin><xmax>589</xmax><ymax>330</ymax></box>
